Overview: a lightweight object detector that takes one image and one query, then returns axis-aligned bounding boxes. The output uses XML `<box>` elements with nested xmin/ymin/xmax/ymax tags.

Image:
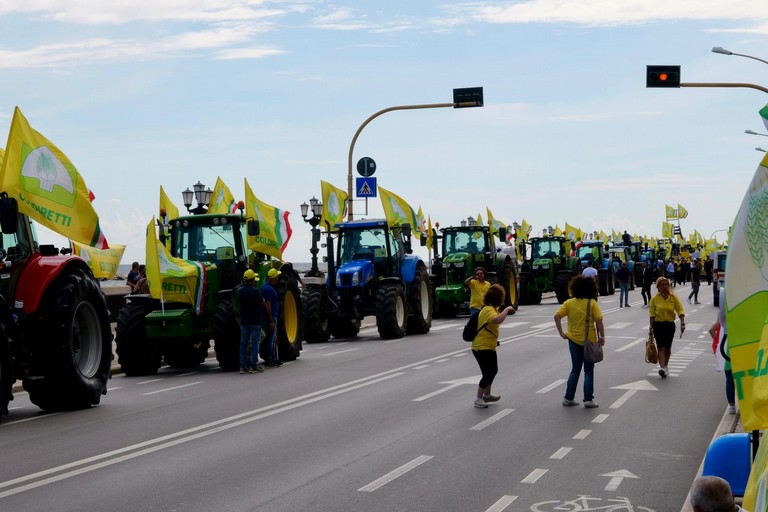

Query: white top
<box><xmin>582</xmin><ymin>266</ymin><xmax>598</xmax><ymax>278</ymax></box>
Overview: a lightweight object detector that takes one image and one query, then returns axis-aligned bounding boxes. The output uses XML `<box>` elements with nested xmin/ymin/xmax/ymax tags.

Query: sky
<box><xmin>0</xmin><ymin>0</ymin><xmax>766</xmax><ymax>266</ymax></box>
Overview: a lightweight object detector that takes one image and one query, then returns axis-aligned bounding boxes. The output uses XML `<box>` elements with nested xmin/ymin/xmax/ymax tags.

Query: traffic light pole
<box><xmin>681</xmin><ymin>82</ymin><xmax>768</xmax><ymax>94</ymax></box>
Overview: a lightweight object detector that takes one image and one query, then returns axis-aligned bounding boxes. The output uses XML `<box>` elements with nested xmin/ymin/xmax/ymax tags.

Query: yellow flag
<box><xmin>244</xmin><ymin>179</ymin><xmax>292</xmax><ymax>260</ymax></box>
<box><xmin>677</xmin><ymin>203</ymin><xmax>688</xmax><ymax>219</ymax></box>
<box><xmin>564</xmin><ymin>222</ymin><xmax>579</xmax><ymax>241</ymax></box>
<box><xmin>486</xmin><ymin>207</ymin><xmax>506</xmax><ymax>247</ymax></box>
<box><xmin>159</xmin><ymin>185</ymin><xmax>179</xmax><ymax>220</ymax></box>
<box><xmin>379</xmin><ymin>186</ymin><xmax>417</xmax><ymax>231</ymax></box>
<box><xmin>0</xmin><ymin>107</ymin><xmax>108</xmax><ymax>248</ymax></box>
<box><xmin>661</xmin><ymin>221</ymin><xmax>674</xmax><ymax>238</ymax></box>
<box><xmin>72</xmin><ymin>242</ymin><xmax>125</xmax><ymax>279</ymax></box>
<box><xmin>145</xmin><ymin>216</ymin><xmax>206</xmax><ymax>312</ymax></box>
<box><xmin>553</xmin><ymin>225</ymin><xmax>563</xmax><ymax>237</ymax></box>
<box><xmin>320</xmin><ymin>180</ymin><xmax>348</xmax><ymax>229</ymax></box>
<box><xmin>416</xmin><ymin>207</ymin><xmax>427</xmax><ymax>239</ymax></box>
<box><xmin>426</xmin><ymin>216</ymin><xmax>434</xmax><ymax>251</ymax></box>
<box><xmin>665</xmin><ymin>204</ymin><xmax>677</xmax><ymax>219</ymax></box>
<box><xmin>208</xmin><ymin>177</ymin><xmax>236</xmax><ymax>214</ymax></box>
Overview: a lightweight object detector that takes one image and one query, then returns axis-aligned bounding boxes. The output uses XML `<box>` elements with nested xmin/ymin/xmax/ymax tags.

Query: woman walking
<box><xmin>471</xmin><ymin>284</ymin><xmax>516</xmax><ymax>408</ymax></box>
<box><xmin>649</xmin><ymin>276</ymin><xmax>686</xmax><ymax>378</ymax></box>
<box><xmin>554</xmin><ymin>276</ymin><xmax>605</xmax><ymax>408</ymax></box>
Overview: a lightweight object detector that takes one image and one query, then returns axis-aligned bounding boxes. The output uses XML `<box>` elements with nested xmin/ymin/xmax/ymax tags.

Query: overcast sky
<box><xmin>0</xmin><ymin>0</ymin><xmax>766</xmax><ymax>265</ymax></box>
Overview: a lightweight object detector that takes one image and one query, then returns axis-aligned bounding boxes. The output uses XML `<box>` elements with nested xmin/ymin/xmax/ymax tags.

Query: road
<box><xmin>0</xmin><ymin>284</ymin><xmax>728</xmax><ymax>512</ymax></box>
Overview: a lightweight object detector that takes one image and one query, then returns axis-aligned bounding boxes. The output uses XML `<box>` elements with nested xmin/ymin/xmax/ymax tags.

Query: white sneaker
<box><xmin>728</xmin><ymin>405</ymin><xmax>737</xmax><ymax>415</ymax></box>
<box><xmin>659</xmin><ymin>368</ymin><xmax>667</xmax><ymax>378</ymax></box>
<box><xmin>474</xmin><ymin>399</ymin><xmax>488</xmax><ymax>408</ymax></box>
<box><xmin>583</xmin><ymin>400</ymin><xmax>599</xmax><ymax>408</ymax></box>
<box><xmin>562</xmin><ymin>399</ymin><xmax>579</xmax><ymax>406</ymax></box>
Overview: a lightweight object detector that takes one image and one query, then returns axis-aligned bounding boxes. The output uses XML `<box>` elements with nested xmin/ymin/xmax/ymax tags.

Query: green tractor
<box><xmin>115</xmin><ymin>208</ymin><xmax>303</xmax><ymax>375</ymax></box>
<box><xmin>433</xmin><ymin>224</ymin><xmax>519</xmax><ymax>316</ymax></box>
<box><xmin>518</xmin><ymin>235</ymin><xmax>581</xmax><ymax>304</ymax></box>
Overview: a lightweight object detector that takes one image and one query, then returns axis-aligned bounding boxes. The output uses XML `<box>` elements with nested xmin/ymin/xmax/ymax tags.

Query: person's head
<box><xmin>131</xmin><ymin>261</ymin><xmax>139</xmax><ymax>270</ymax></box>
<box><xmin>473</xmin><ymin>267</ymin><xmax>486</xmax><ymax>282</ymax></box>
<box><xmin>268</xmin><ymin>268</ymin><xmax>282</xmax><ymax>282</ymax></box>
<box><xmin>243</xmin><ymin>269</ymin><xmax>258</xmax><ymax>285</ymax></box>
<box><xmin>690</xmin><ymin>476</ymin><xmax>737</xmax><ymax>512</ymax></box>
<box><xmin>569</xmin><ymin>275</ymin><xmax>598</xmax><ymax>300</ymax></box>
<box><xmin>139</xmin><ymin>264</ymin><xmax>146</xmax><ymax>276</ymax></box>
<box><xmin>483</xmin><ymin>283</ymin><xmax>505</xmax><ymax>308</ymax></box>
<box><xmin>655</xmin><ymin>276</ymin><xmax>672</xmax><ymax>296</ymax></box>
<box><xmin>642</xmin><ymin>261</ymin><xmax>648</xmax><ymax>268</ymax></box>
<box><xmin>586</xmin><ymin>260</ymin><xmax>594</xmax><ymax>268</ymax></box>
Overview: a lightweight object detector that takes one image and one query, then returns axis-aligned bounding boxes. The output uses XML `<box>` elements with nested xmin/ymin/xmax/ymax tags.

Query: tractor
<box><xmin>0</xmin><ymin>194</ymin><xmax>113</xmax><ymax>418</ymax></box>
<box><xmin>302</xmin><ymin>219</ymin><xmax>431</xmax><ymax>341</ymax></box>
<box><xmin>518</xmin><ymin>235</ymin><xmax>580</xmax><ymax>304</ymax></box>
<box><xmin>572</xmin><ymin>240</ymin><xmax>615</xmax><ymax>296</ymax></box>
<box><xmin>114</xmin><ymin>208</ymin><xmax>303</xmax><ymax>375</ymax></box>
<box><xmin>712</xmin><ymin>249</ymin><xmax>727</xmax><ymax>307</ymax></box>
<box><xmin>607</xmin><ymin>246</ymin><xmax>636</xmax><ymax>290</ymax></box>
<box><xmin>432</xmin><ymin>223</ymin><xmax>519</xmax><ymax>316</ymax></box>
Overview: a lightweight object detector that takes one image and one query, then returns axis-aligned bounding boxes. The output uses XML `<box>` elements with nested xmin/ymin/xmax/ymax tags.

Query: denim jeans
<box><xmin>619</xmin><ymin>282</ymin><xmax>629</xmax><ymax>306</ymax></box>
<box><xmin>725</xmin><ymin>369</ymin><xmax>735</xmax><ymax>405</ymax></box>
<box><xmin>239</xmin><ymin>324</ymin><xmax>262</xmax><ymax>369</ymax></box>
<box><xmin>565</xmin><ymin>339</ymin><xmax>595</xmax><ymax>401</ymax></box>
<box><xmin>263</xmin><ymin>316</ymin><xmax>279</xmax><ymax>363</ymax></box>
<box><xmin>688</xmin><ymin>282</ymin><xmax>700</xmax><ymax>301</ymax></box>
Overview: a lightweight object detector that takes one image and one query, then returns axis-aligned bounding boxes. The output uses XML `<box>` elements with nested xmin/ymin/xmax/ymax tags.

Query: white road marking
<box><xmin>383</xmin><ymin>339</ymin><xmax>403</xmax><ymax>344</ymax></box>
<box><xmin>500</xmin><ymin>322</ymin><xmax>529</xmax><ymax>329</ymax></box>
<box><xmin>470</xmin><ymin>409</ymin><xmax>515</xmax><ymax>431</ymax></box>
<box><xmin>537</xmin><ymin>379</ymin><xmax>566</xmax><ymax>394</ymax></box>
<box><xmin>357</xmin><ymin>455</ymin><xmax>433</xmax><ymax>492</ymax></box>
<box><xmin>413</xmin><ymin>376</ymin><xmax>477</xmax><ymax>402</ymax></box>
<box><xmin>453</xmin><ymin>353</ymin><xmax>468</xmax><ymax>358</ymax></box>
<box><xmin>521</xmin><ymin>468</ymin><xmax>548</xmax><ymax>484</ymax></box>
<box><xmin>550</xmin><ymin>447</ymin><xmax>572</xmax><ymax>460</ymax></box>
<box><xmin>531</xmin><ymin>322</ymin><xmax>553</xmax><ymax>329</ymax></box>
<box><xmin>609</xmin><ymin>380</ymin><xmax>658</xmax><ymax>408</ymax></box>
<box><xmin>484</xmin><ymin>495</ymin><xmax>518</xmax><ymax>512</ymax></box>
<box><xmin>177</xmin><ymin>371</ymin><xmax>199</xmax><ymax>377</ymax></box>
<box><xmin>412</xmin><ymin>365</ymin><xmax>430</xmax><ymax>370</ymax></box>
<box><xmin>592</xmin><ymin>414</ymin><xmax>609</xmax><ymax>423</ymax></box>
<box><xmin>607</xmin><ymin>322</ymin><xmax>633</xmax><ymax>329</ymax></box>
<box><xmin>1</xmin><ymin>412</ymin><xmax>63</xmax><ymax>426</ymax></box>
<box><xmin>141</xmin><ymin>382</ymin><xmax>203</xmax><ymax>396</ymax></box>
<box><xmin>429</xmin><ymin>323</ymin><xmax>460</xmax><ymax>331</ymax></box>
<box><xmin>573</xmin><ymin>430</ymin><xmax>592</xmax><ymax>440</ymax></box>
<box><xmin>614</xmin><ymin>337</ymin><xmax>646</xmax><ymax>352</ymax></box>
<box><xmin>435</xmin><ymin>358</ymin><xmax>450</xmax><ymax>363</ymax></box>
<box><xmin>323</xmin><ymin>348</ymin><xmax>360</xmax><ymax>356</ymax></box>
<box><xmin>138</xmin><ymin>379</ymin><xmax>163</xmax><ymax>385</ymax></box>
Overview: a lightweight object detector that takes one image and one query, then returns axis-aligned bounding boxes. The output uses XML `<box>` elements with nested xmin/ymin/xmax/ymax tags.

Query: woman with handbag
<box><xmin>648</xmin><ymin>276</ymin><xmax>686</xmax><ymax>378</ymax></box>
<box><xmin>554</xmin><ymin>275</ymin><xmax>605</xmax><ymax>409</ymax></box>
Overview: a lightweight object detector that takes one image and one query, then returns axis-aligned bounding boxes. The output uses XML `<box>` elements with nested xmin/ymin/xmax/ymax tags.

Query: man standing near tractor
<box><xmin>262</xmin><ymin>268</ymin><xmax>283</xmax><ymax>367</ymax></box>
<box><xmin>465</xmin><ymin>267</ymin><xmax>491</xmax><ymax>316</ymax></box>
<box><xmin>238</xmin><ymin>269</ymin><xmax>265</xmax><ymax>374</ymax></box>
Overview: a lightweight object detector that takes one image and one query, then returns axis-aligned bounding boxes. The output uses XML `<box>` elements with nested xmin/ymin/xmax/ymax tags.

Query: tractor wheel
<box><xmin>213</xmin><ymin>299</ymin><xmax>240</xmax><ymax>371</ymax></box>
<box><xmin>0</xmin><ymin>325</ymin><xmax>11</xmax><ymax>418</ymax></box>
<box><xmin>498</xmin><ymin>258</ymin><xmax>519</xmax><ymax>310</ymax></box>
<box><xmin>598</xmin><ymin>269</ymin><xmax>609</xmax><ymax>296</ymax></box>
<box><xmin>376</xmin><ymin>284</ymin><xmax>407</xmax><ymax>339</ymax></box>
<box><xmin>406</xmin><ymin>264</ymin><xmax>432</xmax><ymax>335</ymax></box>
<box><xmin>274</xmin><ymin>271</ymin><xmax>303</xmax><ymax>361</ymax></box>
<box><xmin>302</xmin><ymin>287</ymin><xmax>331</xmax><ymax>343</ymax></box>
<box><xmin>163</xmin><ymin>339</ymin><xmax>208</xmax><ymax>368</ymax></box>
<box><xmin>555</xmin><ymin>273</ymin><xmax>572</xmax><ymax>304</ymax></box>
<box><xmin>25</xmin><ymin>268</ymin><xmax>112</xmax><ymax>411</ymax></box>
<box><xmin>330</xmin><ymin>318</ymin><xmax>361</xmax><ymax>339</ymax></box>
<box><xmin>115</xmin><ymin>301</ymin><xmax>161</xmax><ymax>376</ymax></box>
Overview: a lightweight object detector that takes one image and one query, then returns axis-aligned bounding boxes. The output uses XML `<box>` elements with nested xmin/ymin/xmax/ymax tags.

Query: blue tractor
<box><xmin>572</xmin><ymin>240</ymin><xmax>615</xmax><ymax>296</ymax></box>
<box><xmin>302</xmin><ymin>219</ymin><xmax>432</xmax><ymax>342</ymax></box>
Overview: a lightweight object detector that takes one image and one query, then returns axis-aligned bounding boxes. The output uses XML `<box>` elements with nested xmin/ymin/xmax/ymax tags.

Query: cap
<box><xmin>268</xmin><ymin>268</ymin><xmax>282</xmax><ymax>279</ymax></box>
<box><xmin>243</xmin><ymin>269</ymin><xmax>258</xmax><ymax>281</ymax></box>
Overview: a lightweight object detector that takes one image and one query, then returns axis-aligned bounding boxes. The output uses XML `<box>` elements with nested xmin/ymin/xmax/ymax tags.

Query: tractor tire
<box><xmin>498</xmin><ymin>258</ymin><xmax>519</xmax><ymax>310</ymax></box>
<box><xmin>598</xmin><ymin>269</ymin><xmax>609</xmax><ymax>296</ymax></box>
<box><xmin>25</xmin><ymin>268</ymin><xmax>112</xmax><ymax>411</ymax></box>
<box><xmin>330</xmin><ymin>318</ymin><xmax>361</xmax><ymax>339</ymax></box>
<box><xmin>0</xmin><ymin>326</ymin><xmax>11</xmax><ymax>418</ymax></box>
<box><xmin>163</xmin><ymin>339</ymin><xmax>208</xmax><ymax>368</ymax></box>
<box><xmin>213</xmin><ymin>299</ymin><xmax>240</xmax><ymax>371</ymax></box>
<box><xmin>376</xmin><ymin>284</ymin><xmax>407</xmax><ymax>339</ymax></box>
<box><xmin>555</xmin><ymin>273</ymin><xmax>572</xmax><ymax>304</ymax></box>
<box><xmin>406</xmin><ymin>264</ymin><xmax>432</xmax><ymax>335</ymax></box>
<box><xmin>115</xmin><ymin>301</ymin><xmax>161</xmax><ymax>376</ymax></box>
<box><xmin>274</xmin><ymin>271</ymin><xmax>303</xmax><ymax>361</ymax></box>
<box><xmin>302</xmin><ymin>287</ymin><xmax>331</xmax><ymax>343</ymax></box>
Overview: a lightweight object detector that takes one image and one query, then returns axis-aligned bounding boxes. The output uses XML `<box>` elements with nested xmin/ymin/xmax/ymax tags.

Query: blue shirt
<box><xmin>261</xmin><ymin>282</ymin><xmax>278</xmax><ymax>320</ymax></box>
<box><xmin>237</xmin><ymin>284</ymin><xmax>263</xmax><ymax>326</ymax></box>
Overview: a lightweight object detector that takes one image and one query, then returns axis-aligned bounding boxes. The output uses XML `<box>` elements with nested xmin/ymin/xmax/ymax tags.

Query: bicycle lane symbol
<box><xmin>530</xmin><ymin>495</ymin><xmax>655</xmax><ymax>511</ymax></box>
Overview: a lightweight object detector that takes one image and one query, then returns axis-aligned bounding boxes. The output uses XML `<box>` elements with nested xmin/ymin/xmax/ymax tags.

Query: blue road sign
<box><xmin>356</xmin><ymin>177</ymin><xmax>377</xmax><ymax>198</ymax></box>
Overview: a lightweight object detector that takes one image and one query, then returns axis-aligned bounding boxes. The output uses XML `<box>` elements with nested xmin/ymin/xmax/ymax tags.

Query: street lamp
<box><xmin>746</xmin><ymin>129</ymin><xmax>768</xmax><ymax>137</ymax></box>
<box><xmin>182</xmin><ymin>181</ymin><xmax>213</xmax><ymax>215</ymax></box>
<box><xmin>300</xmin><ymin>197</ymin><xmax>324</xmax><ymax>278</ymax></box>
<box><xmin>757</xmin><ymin>147</ymin><xmax>767</xmax><ymax>153</ymax></box>
<box><xmin>467</xmin><ymin>216</ymin><xmax>477</xmax><ymax>227</ymax></box>
<box><xmin>346</xmin><ymin>88</ymin><xmax>484</xmax><ymax>220</ymax></box>
<box><xmin>460</xmin><ymin>219</ymin><xmax>467</xmax><ymax>228</ymax></box>
<box><xmin>548</xmin><ymin>226</ymin><xmax>554</xmax><ymax>236</ymax></box>
<box><xmin>712</xmin><ymin>47</ymin><xmax>768</xmax><ymax>66</ymax></box>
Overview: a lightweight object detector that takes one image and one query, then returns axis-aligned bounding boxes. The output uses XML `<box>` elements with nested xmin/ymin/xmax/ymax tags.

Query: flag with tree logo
<box><xmin>0</xmin><ymin>107</ymin><xmax>108</xmax><ymax>248</ymax></box>
<box><xmin>677</xmin><ymin>203</ymin><xmax>688</xmax><ymax>219</ymax></box>
<box><xmin>379</xmin><ymin>186</ymin><xmax>417</xmax><ymax>232</ymax></box>
<box><xmin>244</xmin><ymin>179</ymin><xmax>292</xmax><ymax>260</ymax></box>
<box><xmin>72</xmin><ymin>242</ymin><xmax>125</xmax><ymax>279</ymax></box>
<box><xmin>665</xmin><ymin>205</ymin><xmax>677</xmax><ymax>219</ymax></box>
<box><xmin>209</xmin><ymin>177</ymin><xmax>237</xmax><ymax>214</ymax></box>
<box><xmin>320</xmin><ymin>180</ymin><xmax>348</xmax><ymax>230</ymax></box>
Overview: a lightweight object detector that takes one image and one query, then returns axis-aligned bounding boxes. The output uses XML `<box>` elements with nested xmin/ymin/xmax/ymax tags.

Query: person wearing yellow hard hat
<box><xmin>261</xmin><ymin>268</ymin><xmax>282</xmax><ymax>367</ymax></box>
<box><xmin>238</xmin><ymin>268</ymin><xmax>265</xmax><ymax>374</ymax></box>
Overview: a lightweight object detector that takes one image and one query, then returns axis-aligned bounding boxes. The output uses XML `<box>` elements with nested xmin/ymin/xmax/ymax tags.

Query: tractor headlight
<box><xmin>442</xmin><ymin>262</ymin><xmax>451</xmax><ymax>268</ymax></box>
<box><xmin>455</xmin><ymin>262</ymin><xmax>465</xmax><ymax>268</ymax></box>
<box><xmin>351</xmin><ymin>272</ymin><xmax>360</xmax><ymax>286</ymax></box>
<box><xmin>335</xmin><ymin>273</ymin><xmax>342</xmax><ymax>287</ymax></box>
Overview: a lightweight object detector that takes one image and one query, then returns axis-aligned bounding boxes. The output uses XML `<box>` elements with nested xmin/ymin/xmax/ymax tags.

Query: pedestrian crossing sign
<box><xmin>356</xmin><ymin>177</ymin><xmax>377</xmax><ymax>198</ymax></box>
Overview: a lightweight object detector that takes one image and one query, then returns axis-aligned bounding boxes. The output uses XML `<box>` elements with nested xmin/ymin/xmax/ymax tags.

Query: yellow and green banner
<box><xmin>0</xmin><ymin>107</ymin><xmax>108</xmax><ymax>248</ymax></box>
<box><xmin>208</xmin><ymin>177</ymin><xmax>236</xmax><ymax>214</ymax></box>
<box><xmin>320</xmin><ymin>180</ymin><xmax>348</xmax><ymax>229</ymax></box>
<box><xmin>159</xmin><ymin>185</ymin><xmax>179</xmax><ymax>220</ymax></box>
<box><xmin>379</xmin><ymin>186</ymin><xmax>417</xmax><ymax>233</ymax></box>
<box><xmin>72</xmin><ymin>242</ymin><xmax>125</xmax><ymax>279</ymax></box>
<box><xmin>244</xmin><ymin>179</ymin><xmax>292</xmax><ymax>261</ymax></box>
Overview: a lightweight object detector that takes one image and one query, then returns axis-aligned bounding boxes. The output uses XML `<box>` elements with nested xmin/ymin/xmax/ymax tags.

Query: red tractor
<box><xmin>0</xmin><ymin>194</ymin><xmax>113</xmax><ymax>419</ymax></box>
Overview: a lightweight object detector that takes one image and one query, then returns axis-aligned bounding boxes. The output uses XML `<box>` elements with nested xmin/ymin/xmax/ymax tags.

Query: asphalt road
<box><xmin>0</xmin><ymin>284</ymin><xmax>730</xmax><ymax>512</ymax></box>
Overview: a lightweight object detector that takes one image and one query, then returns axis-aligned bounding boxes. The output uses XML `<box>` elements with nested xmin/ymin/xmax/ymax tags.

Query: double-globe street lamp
<box><xmin>300</xmin><ymin>197</ymin><xmax>324</xmax><ymax>278</ymax></box>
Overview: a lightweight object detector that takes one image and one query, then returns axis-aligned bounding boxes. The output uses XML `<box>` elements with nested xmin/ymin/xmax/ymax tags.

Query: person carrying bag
<box><xmin>554</xmin><ymin>276</ymin><xmax>606</xmax><ymax>409</ymax></box>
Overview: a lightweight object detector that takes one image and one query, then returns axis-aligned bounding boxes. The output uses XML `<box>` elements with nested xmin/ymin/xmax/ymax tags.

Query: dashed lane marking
<box><xmin>357</xmin><ymin>455</ymin><xmax>433</xmax><ymax>492</ymax></box>
<box><xmin>573</xmin><ymin>429</ymin><xmax>592</xmax><ymax>440</ymax></box>
<box><xmin>537</xmin><ymin>379</ymin><xmax>566</xmax><ymax>394</ymax></box>
<box><xmin>470</xmin><ymin>409</ymin><xmax>515</xmax><ymax>431</ymax></box>
<box><xmin>484</xmin><ymin>495</ymin><xmax>518</xmax><ymax>512</ymax></box>
<box><xmin>550</xmin><ymin>447</ymin><xmax>572</xmax><ymax>460</ymax></box>
<box><xmin>521</xmin><ymin>468</ymin><xmax>548</xmax><ymax>484</ymax></box>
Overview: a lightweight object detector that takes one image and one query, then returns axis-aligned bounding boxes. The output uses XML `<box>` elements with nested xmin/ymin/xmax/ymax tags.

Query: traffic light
<box><xmin>646</xmin><ymin>65</ymin><xmax>681</xmax><ymax>88</ymax></box>
<box><xmin>673</xmin><ymin>226</ymin><xmax>682</xmax><ymax>236</ymax></box>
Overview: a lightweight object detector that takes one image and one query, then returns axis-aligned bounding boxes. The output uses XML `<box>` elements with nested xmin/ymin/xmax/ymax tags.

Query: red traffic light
<box><xmin>646</xmin><ymin>65</ymin><xmax>681</xmax><ymax>88</ymax></box>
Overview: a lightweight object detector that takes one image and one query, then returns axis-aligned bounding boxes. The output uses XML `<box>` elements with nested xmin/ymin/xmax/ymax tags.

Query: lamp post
<box><xmin>346</xmin><ymin>88</ymin><xmax>483</xmax><ymax>220</ymax></box>
<box><xmin>712</xmin><ymin>46</ymin><xmax>768</xmax><ymax>66</ymax></box>
<box><xmin>746</xmin><ymin>129</ymin><xmax>768</xmax><ymax>137</ymax></box>
<box><xmin>757</xmin><ymin>147</ymin><xmax>767</xmax><ymax>153</ymax></box>
<box><xmin>300</xmin><ymin>197</ymin><xmax>324</xmax><ymax>278</ymax></box>
<box><xmin>182</xmin><ymin>181</ymin><xmax>213</xmax><ymax>215</ymax></box>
